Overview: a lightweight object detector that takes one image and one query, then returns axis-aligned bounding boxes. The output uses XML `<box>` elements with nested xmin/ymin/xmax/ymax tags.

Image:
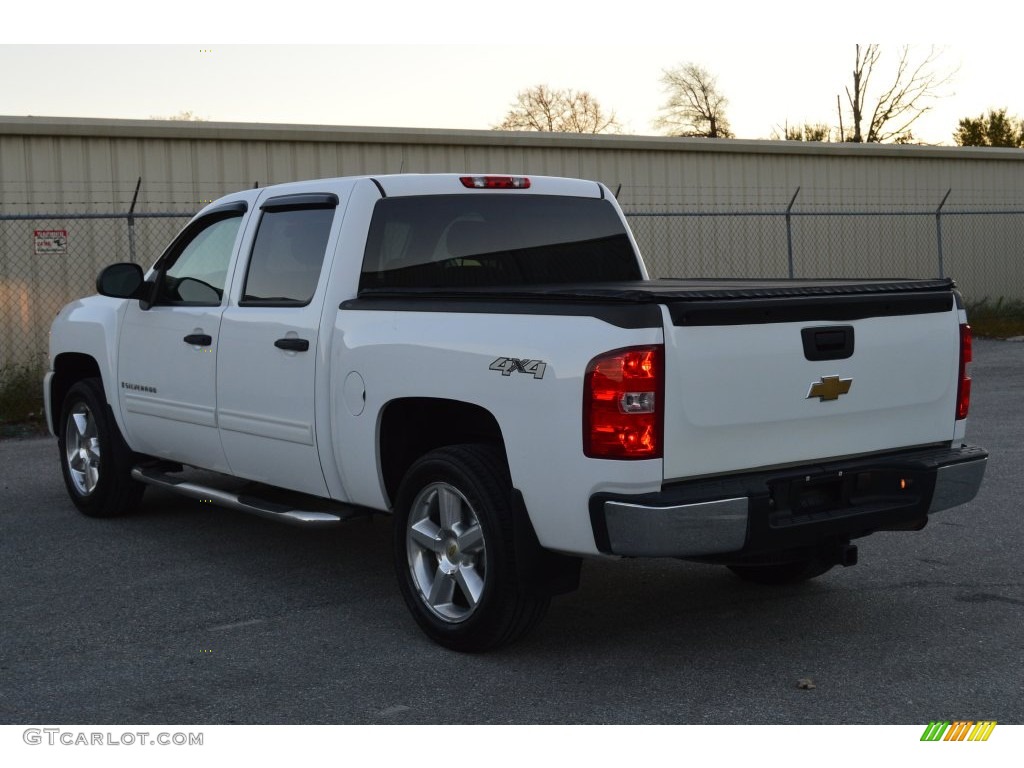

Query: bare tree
<box><xmin>802</xmin><ymin>123</ymin><xmax>831</xmax><ymax>142</ymax></box>
<box><xmin>655</xmin><ymin>63</ymin><xmax>734</xmax><ymax>139</ymax></box>
<box><xmin>150</xmin><ymin>110</ymin><xmax>207</xmax><ymax>121</ymax></box>
<box><xmin>840</xmin><ymin>45</ymin><xmax>954</xmax><ymax>143</ymax></box>
<box><xmin>772</xmin><ymin>121</ymin><xmax>832</xmax><ymax>142</ymax></box>
<box><xmin>494</xmin><ymin>85</ymin><xmax>621</xmax><ymax>134</ymax></box>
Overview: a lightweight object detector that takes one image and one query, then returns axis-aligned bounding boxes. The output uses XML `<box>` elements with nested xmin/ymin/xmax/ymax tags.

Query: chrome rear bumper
<box><xmin>591</xmin><ymin>445</ymin><xmax>988</xmax><ymax>558</ymax></box>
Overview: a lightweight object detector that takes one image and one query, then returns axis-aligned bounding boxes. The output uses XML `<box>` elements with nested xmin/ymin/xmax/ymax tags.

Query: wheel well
<box><xmin>379</xmin><ymin>398</ymin><xmax>506</xmax><ymax>507</ymax></box>
<box><xmin>50</xmin><ymin>353</ymin><xmax>102</xmax><ymax>432</ymax></box>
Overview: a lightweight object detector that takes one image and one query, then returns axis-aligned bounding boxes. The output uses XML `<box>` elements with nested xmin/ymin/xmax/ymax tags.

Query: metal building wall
<box><xmin>4</xmin><ymin>116</ymin><xmax>1023</xmax><ymax>211</ymax></box>
<box><xmin>2</xmin><ymin>116</ymin><xmax>1024</xmax><ymax>371</ymax></box>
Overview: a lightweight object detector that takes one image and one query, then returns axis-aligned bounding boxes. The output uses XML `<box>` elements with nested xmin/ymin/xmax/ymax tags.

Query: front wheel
<box><xmin>393</xmin><ymin>444</ymin><xmax>549</xmax><ymax>652</ymax></box>
<box><xmin>58</xmin><ymin>378</ymin><xmax>144</xmax><ymax>517</ymax></box>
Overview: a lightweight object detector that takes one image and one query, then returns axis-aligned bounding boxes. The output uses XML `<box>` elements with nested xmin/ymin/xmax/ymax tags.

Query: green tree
<box><xmin>494</xmin><ymin>85</ymin><xmax>621</xmax><ymax>134</ymax></box>
<box><xmin>954</xmin><ymin>108</ymin><xmax>1024</xmax><ymax>147</ymax></box>
<box><xmin>655</xmin><ymin>63</ymin><xmax>734</xmax><ymax>138</ymax></box>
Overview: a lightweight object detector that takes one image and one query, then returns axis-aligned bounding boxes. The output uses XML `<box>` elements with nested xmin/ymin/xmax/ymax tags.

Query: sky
<box><xmin>1</xmin><ymin>10</ymin><xmax>1017</xmax><ymax>766</ymax></box>
<box><xmin>1</xmin><ymin>4</ymin><xmax>1018</xmax><ymax>146</ymax></box>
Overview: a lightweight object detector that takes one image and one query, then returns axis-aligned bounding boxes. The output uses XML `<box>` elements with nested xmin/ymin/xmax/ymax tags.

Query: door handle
<box><xmin>801</xmin><ymin>325</ymin><xmax>854</xmax><ymax>361</ymax></box>
<box><xmin>183</xmin><ymin>334</ymin><xmax>212</xmax><ymax>346</ymax></box>
<box><xmin>274</xmin><ymin>338</ymin><xmax>310</xmax><ymax>352</ymax></box>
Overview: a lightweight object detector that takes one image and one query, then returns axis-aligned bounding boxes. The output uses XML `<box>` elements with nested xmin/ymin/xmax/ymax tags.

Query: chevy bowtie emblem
<box><xmin>807</xmin><ymin>375</ymin><xmax>853</xmax><ymax>402</ymax></box>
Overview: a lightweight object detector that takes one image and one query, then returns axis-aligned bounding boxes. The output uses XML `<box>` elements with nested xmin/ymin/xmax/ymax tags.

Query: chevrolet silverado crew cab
<box><xmin>44</xmin><ymin>173</ymin><xmax>987</xmax><ymax>651</ymax></box>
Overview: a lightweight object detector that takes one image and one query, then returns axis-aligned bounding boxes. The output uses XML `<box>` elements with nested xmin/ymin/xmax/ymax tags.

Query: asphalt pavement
<box><xmin>1</xmin><ymin>339</ymin><xmax>1021</xmax><ymax>724</ymax></box>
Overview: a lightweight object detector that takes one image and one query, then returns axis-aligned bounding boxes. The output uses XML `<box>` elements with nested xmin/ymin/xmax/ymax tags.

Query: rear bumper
<box><xmin>590</xmin><ymin>444</ymin><xmax>987</xmax><ymax>558</ymax></box>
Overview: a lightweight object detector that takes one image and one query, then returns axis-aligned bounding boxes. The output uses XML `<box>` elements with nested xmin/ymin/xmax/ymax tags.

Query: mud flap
<box><xmin>511</xmin><ymin>489</ymin><xmax>582</xmax><ymax>597</ymax></box>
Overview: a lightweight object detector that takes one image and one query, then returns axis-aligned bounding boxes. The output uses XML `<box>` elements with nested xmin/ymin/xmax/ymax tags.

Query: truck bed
<box><xmin>351</xmin><ymin>276</ymin><xmax>963</xmax><ymax>484</ymax></box>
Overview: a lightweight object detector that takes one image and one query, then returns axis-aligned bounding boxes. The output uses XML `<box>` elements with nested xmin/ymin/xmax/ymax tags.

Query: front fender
<box><xmin>48</xmin><ymin>296</ymin><xmax>129</xmax><ymax>434</ymax></box>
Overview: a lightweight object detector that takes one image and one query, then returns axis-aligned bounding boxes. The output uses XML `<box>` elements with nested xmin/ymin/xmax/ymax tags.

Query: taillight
<box><xmin>956</xmin><ymin>323</ymin><xmax>972</xmax><ymax>420</ymax></box>
<box><xmin>459</xmin><ymin>175</ymin><xmax>531</xmax><ymax>189</ymax></box>
<box><xmin>584</xmin><ymin>346</ymin><xmax>663</xmax><ymax>459</ymax></box>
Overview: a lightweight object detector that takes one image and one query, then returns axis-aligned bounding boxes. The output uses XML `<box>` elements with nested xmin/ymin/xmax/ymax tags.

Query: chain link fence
<box><xmin>627</xmin><ymin>206</ymin><xmax>1024</xmax><ymax>303</ymax></box>
<box><xmin>0</xmin><ymin>213</ymin><xmax>191</xmax><ymax>425</ymax></box>
<box><xmin>3</xmin><ymin>198</ymin><xmax>1023</xmax><ymax>423</ymax></box>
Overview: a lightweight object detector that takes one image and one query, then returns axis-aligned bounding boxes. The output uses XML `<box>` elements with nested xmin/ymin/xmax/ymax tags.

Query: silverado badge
<box><xmin>806</xmin><ymin>375</ymin><xmax>852</xmax><ymax>402</ymax></box>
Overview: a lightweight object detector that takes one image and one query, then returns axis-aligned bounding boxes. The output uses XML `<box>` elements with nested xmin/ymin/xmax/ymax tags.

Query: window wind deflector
<box><xmin>261</xmin><ymin>193</ymin><xmax>339</xmax><ymax>212</ymax></box>
<box><xmin>206</xmin><ymin>200</ymin><xmax>248</xmax><ymax>215</ymax></box>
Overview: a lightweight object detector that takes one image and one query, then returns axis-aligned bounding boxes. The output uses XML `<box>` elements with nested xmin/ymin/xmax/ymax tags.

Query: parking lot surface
<box><xmin>1</xmin><ymin>339</ymin><xmax>1021</xmax><ymax>724</ymax></box>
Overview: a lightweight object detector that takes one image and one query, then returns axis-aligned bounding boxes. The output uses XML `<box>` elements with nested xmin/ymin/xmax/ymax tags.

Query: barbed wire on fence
<box><xmin>6</xmin><ymin>180</ymin><xmax>1024</xmax><ymax>210</ymax></box>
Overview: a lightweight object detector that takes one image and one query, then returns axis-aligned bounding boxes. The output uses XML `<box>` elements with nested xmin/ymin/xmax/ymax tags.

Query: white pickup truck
<box><xmin>45</xmin><ymin>173</ymin><xmax>987</xmax><ymax>651</ymax></box>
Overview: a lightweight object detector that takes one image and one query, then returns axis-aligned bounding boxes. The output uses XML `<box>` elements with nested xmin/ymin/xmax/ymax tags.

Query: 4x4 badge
<box><xmin>489</xmin><ymin>357</ymin><xmax>547</xmax><ymax>380</ymax></box>
<box><xmin>807</xmin><ymin>375</ymin><xmax>852</xmax><ymax>401</ymax></box>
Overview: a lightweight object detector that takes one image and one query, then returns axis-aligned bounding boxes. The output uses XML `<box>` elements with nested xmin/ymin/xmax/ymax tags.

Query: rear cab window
<box><xmin>359</xmin><ymin>195</ymin><xmax>641</xmax><ymax>291</ymax></box>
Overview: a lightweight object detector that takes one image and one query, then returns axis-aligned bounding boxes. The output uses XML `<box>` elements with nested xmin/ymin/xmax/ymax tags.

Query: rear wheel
<box><xmin>58</xmin><ymin>378</ymin><xmax>144</xmax><ymax>517</ymax></box>
<box><xmin>393</xmin><ymin>444</ymin><xmax>549</xmax><ymax>652</ymax></box>
<box><xmin>727</xmin><ymin>558</ymin><xmax>834</xmax><ymax>585</ymax></box>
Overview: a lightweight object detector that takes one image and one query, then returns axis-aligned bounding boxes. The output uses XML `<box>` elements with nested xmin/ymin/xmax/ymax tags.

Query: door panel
<box><xmin>217</xmin><ymin>309</ymin><xmax>326</xmax><ymax>494</ymax></box>
<box><xmin>216</xmin><ymin>200</ymin><xmax>337</xmax><ymax>496</ymax></box>
<box><xmin>116</xmin><ymin>209</ymin><xmax>244</xmax><ymax>471</ymax></box>
<box><xmin>118</xmin><ymin>303</ymin><xmax>229</xmax><ymax>470</ymax></box>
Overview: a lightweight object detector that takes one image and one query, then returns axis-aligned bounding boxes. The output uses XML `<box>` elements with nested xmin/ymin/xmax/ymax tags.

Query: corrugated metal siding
<box><xmin>3</xmin><ymin>116</ymin><xmax>1023</xmax><ymax>210</ymax></box>
<box><xmin>1</xmin><ymin>116</ymin><xmax>1023</xmax><ymax>370</ymax></box>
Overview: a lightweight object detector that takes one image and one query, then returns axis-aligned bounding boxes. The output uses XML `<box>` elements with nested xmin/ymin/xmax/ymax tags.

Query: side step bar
<box><xmin>131</xmin><ymin>467</ymin><xmax>366</xmax><ymax>528</ymax></box>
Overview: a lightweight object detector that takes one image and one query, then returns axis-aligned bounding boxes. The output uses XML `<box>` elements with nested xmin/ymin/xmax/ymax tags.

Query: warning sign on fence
<box><xmin>34</xmin><ymin>229</ymin><xmax>68</xmax><ymax>255</ymax></box>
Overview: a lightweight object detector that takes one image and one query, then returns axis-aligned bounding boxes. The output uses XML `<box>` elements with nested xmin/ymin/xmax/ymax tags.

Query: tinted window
<box><xmin>242</xmin><ymin>207</ymin><xmax>335</xmax><ymax>305</ymax></box>
<box><xmin>359</xmin><ymin>195</ymin><xmax>641</xmax><ymax>291</ymax></box>
<box><xmin>156</xmin><ymin>215</ymin><xmax>242</xmax><ymax>305</ymax></box>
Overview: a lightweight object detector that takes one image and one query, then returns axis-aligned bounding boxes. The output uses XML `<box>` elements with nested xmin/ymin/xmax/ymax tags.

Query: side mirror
<box><xmin>96</xmin><ymin>263</ymin><xmax>145</xmax><ymax>299</ymax></box>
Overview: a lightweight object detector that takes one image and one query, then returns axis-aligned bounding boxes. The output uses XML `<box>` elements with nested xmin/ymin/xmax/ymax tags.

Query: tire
<box><xmin>393</xmin><ymin>444</ymin><xmax>550</xmax><ymax>652</ymax></box>
<box><xmin>58</xmin><ymin>377</ymin><xmax>145</xmax><ymax>518</ymax></box>
<box><xmin>727</xmin><ymin>558</ymin><xmax>834</xmax><ymax>585</ymax></box>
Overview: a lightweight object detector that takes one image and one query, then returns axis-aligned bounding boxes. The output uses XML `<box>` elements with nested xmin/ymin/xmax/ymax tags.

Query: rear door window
<box><xmin>242</xmin><ymin>203</ymin><xmax>336</xmax><ymax>306</ymax></box>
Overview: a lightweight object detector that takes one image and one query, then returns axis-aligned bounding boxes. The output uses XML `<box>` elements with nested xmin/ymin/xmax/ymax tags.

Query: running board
<box><xmin>131</xmin><ymin>467</ymin><xmax>365</xmax><ymax>528</ymax></box>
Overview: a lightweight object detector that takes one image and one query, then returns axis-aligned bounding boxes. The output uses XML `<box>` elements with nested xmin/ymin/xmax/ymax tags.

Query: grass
<box><xmin>0</xmin><ymin>362</ymin><xmax>48</xmax><ymax>437</ymax></box>
<box><xmin>966</xmin><ymin>297</ymin><xmax>1024</xmax><ymax>339</ymax></box>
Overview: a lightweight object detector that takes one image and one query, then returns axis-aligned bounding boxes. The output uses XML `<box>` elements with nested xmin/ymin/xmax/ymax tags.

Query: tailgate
<box><xmin>661</xmin><ymin>291</ymin><xmax>961</xmax><ymax>481</ymax></box>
